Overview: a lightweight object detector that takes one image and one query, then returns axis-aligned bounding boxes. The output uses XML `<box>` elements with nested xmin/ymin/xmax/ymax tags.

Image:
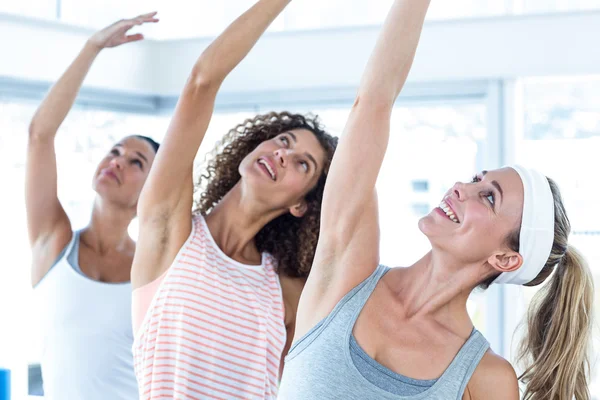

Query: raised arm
<box><xmin>26</xmin><ymin>13</ymin><xmax>157</xmax><ymax>286</ymax></box>
<box><xmin>133</xmin><ymin>0</ymin><xmax>291</xmax><ymax>287</ymax></box>
<box><xmin>303</xmin><ymin>0</ymin><xmax>432</xmax><ymax>312</ymax></box>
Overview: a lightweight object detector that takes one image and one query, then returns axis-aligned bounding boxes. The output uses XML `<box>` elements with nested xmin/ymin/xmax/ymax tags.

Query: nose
<box><xmin>110</xmin><ymin>156</ymin><xmax>124</xmax><ymax>170</ymax></box>
<box><xmin>274</xmin><ymin>148</ymin><xmax>289</xmax><ymax>167</ymax></box>
<box><xmin>451</xmin><ymin>182</ymin><xmax>466</xmax><ymax>201</ymax></box>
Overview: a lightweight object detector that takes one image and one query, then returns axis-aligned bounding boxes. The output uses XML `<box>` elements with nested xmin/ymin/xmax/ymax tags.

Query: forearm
<box><xmin>191</xmin><ymin>0</ymin><xmax>291</xmax><ymax>85</ymax></box>
<box><xmin>29</xmin><ymin>41</ymin><xmax>101</xmax><ymax>140</ymax></box>
<box><xmin>357</xmin><ymin>0</ymin><xmax>431</xmax><ymax>107</ymax></box>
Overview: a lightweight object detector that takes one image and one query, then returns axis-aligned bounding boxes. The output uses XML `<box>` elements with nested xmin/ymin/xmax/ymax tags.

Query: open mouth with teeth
<box><xmin>438</xmin><ymin>200</ymin><xmax>459</xmax><ymax>223</ymax></box>
<box><xmin>258</xmin><ymin>158</ymin><xmax>276</xmax><ymax>181</ymax></box>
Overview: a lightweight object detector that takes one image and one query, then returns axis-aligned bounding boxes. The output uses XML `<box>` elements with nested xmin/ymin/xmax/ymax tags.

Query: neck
<box><xmin>205</xmin><ymin>182</ymin><xmax>286</xmax><ymax>261</ymax></box>
<box><xmin>83</xmin><ymin>197</ymin><xmax>136</xmax><ymax>254</ymax></box>
<box><xmin>391</xmin><ymin>251</ymin><xmax>492</xmax><ymax>322</ymax></box>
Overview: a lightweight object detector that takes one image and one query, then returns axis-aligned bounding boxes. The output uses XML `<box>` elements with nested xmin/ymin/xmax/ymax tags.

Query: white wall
<box><xmin>1</xmin><ymin>10</ymin><xmax>600</xmax><ymax>98</ymax></box>
<box><xmin>0</xmin><ymin>12</ymin><xmax>156</xmax><ymax>94</ymax></box>
<box><xmin>156</xmin><ymin>11</ymin><xmax>600</xmax><ymax>96</ymax></box>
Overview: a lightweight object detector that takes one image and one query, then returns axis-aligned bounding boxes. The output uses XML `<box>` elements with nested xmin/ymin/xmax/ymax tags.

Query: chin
<box><xmin>417</xmin><ymin>214</ymin><xmax>434</xmax><ymax>235</ymax></box>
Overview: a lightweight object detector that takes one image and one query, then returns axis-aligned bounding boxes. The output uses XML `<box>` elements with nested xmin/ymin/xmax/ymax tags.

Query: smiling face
<box><xmin>418</xmin><ymin>167</ymin><xmax>525</xmax><ymax>267</ymax></box>
<box><xmin>92</xmin><ymin>136</ymin><xmax>157</xmax><ymax>209</ymax></box>
<box><xmin>237</xmin><ymin>128</ymin><xmax>327</xmax><ymax>216</ymax></box>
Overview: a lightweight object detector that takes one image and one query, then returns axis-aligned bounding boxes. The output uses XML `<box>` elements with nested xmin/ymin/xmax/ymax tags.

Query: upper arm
<box><xmin>137</xmin><ymin>79</ymin><xmax>218</xmax><ymax>221</ymax></box>
<box><xmin>295</xmin><ymin>190</ymin><xmax>380</xmax><ymax>340</ymax></box>
<box><xmin>132</xmin><ymin>79</ymin><xmax>219</xmax><ymax>287</ymax></box>
<box><xmin>308</xmin><ymin>99</ymin><xmax>391</xmax><ymax>282</ymax></box>
<box><xmin>312</xmin><ymin>0</ymin><xmax>429</xmax><ymax>278</ymax></box>
<box><xmin>464</xmin><ymin>351</ymin><xmax>519</xmax><ymax>400</ymax></box>
<box><xmin>319</xmin><ymin>99</ymin><xmax>391</xmax><ymax>249</ymax></box>
<box><xmin>131</xmin><ymin>173</ymin><xmax>194</xmax><ymax>289</ymax></box>
<box><xmin>26</xmin><ymin>135</ymin><xmax>72</xmax><ymax>286</ymax></box>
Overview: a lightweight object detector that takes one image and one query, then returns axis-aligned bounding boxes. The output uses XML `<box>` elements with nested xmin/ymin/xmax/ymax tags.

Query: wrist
<box><xmin>84</xmin><ymin>39</ymin><xmax>104</xmax><ymax>55</ymax></box>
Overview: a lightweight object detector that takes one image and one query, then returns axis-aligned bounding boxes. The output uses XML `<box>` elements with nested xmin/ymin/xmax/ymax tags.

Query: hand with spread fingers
<box><xmin>88</xmin><ymin>12</ymin><xmax>159</xmax><ymax>50</ymax></box>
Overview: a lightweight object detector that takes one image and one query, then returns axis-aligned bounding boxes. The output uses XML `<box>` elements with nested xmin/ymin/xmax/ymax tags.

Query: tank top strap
<box><xmin>64</xmin><ymin>230</ymin><xmax>80</xmax><ymax>257</ymax></box>
<box><xmin>345</xmin><ymin>265</ymin><xmax>390</xmax><ymax>326</ymax></box>
<box><xmin>438</xmin><ymin>329</ymin><xmax>490</xmax><ymax>395</ymax></box>
<box><xmin>286</xmin><ymin>265</ymin><xmax>389</xmax><ymax>362</ymax></box>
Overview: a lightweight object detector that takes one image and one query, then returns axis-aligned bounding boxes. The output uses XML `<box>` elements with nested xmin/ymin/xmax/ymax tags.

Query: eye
<box><xmin>300</xmin><ymin>161</ymin><xmax>308</xmax><ymax>172</ymax></box>
<box><xmin>280</xmin><ymin>136</ymin><xmax>289</xmax><ymax>147</ymax></box>
<box><xmin>472</xmin><ymin>175</ymin><xmax>495</xmax><ymax>208</ymax></box>
<box><xmin>110</xmin><ymin>148</ymin><xmax>120</xmax><ymax>156</ymax></box>
<box><xmin>132</xmin><ymin>159</ymin><xmax>143</xmax><ymax>168</ymax></box>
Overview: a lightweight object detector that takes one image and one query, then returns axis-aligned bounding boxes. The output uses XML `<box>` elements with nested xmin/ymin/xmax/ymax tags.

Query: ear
<box><xmin>289</xmin><ymin>199</ymin><xmax>308</xmax><ymax>218</ymax></box>
<box><xmin>487</xmin><ymin>250</ymin><xmax>523</xmax><ymax>274</ymax></box>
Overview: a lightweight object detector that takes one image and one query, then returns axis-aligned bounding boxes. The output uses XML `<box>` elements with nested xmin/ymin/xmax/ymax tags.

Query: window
<box><xmin>512</xmin><ymin>76</ymin><xmax>600</xmax><ymax>396</ymax></box>
<box><xmin>276</xmin><ymin>0</ymin><xmax>508</xmax><ymax>31</ymax></box>
<box><xmin>0</xmin><ymin>0</ymin><xmax>56</xmax><ymax>19</ymax></box>
<box><xmin>514</xmin><ymin>0</ymin><xmax>600</xmax><ymax>13</ymax></box>
<box><xmin>411</xmin><ymin>180</ymin><xmax>430</xmax><ymax>193</ymax></box>
<box><xmin>97</xmin><ymin>0</ymin><xmax>285</xmax><ymax>40</ymax></box>
<box><xmin>59</xmin><ymin>0</ymin><xmax>151</xmax><ymax>28</ymax></box>
<box><xmin>56</xmin><ymin>0</ymin><xmax>511</xmax><ymax>39</ymax></box>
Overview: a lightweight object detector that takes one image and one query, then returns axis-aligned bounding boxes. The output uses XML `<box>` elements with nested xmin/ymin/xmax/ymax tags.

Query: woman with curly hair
<box><xmin>130</xmin><ymin>1</ymin><xmax>337</xmax><ymax>399</ymax></box>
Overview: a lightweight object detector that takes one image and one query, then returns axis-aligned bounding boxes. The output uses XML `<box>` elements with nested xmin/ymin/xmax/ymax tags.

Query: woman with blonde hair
<box><xmin>278</xmin><ymin>0</ymin><xmax>594</xmax><ymax>399</ymax></box>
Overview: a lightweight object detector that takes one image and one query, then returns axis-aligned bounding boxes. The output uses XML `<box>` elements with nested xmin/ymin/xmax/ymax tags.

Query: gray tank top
<box><xmin>278</xmin><ymin>265</ymin><xmax>490</xmax><ymax>399</ymax></box>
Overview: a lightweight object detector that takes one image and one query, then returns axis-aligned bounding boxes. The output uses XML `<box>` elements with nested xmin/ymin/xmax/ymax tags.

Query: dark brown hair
<box><xmin>193</xmin><ymin>111</ymin><xmax>338</xmax><ymax>277</ymax></box>
<box><xmin>133</xmin><ymin>135</ymin><xmax>160</xmax><ymax>153</ymax></box>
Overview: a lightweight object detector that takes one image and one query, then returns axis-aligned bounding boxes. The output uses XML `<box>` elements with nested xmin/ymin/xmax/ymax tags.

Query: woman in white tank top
<box><xmin>25</xmin><ymin>13</ymin><xmax>159</xmax><ymax>400</ymax></box>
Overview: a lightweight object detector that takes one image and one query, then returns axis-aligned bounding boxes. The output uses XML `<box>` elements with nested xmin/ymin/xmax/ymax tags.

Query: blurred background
<box><xmin>0</xmin><ymin>0</ymin><xmax>599</xmax><ymax>398</ymax></box>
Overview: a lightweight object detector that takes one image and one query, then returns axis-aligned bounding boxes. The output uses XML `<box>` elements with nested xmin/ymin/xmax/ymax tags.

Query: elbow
<box><xmin>27</xmin><ymin>120</ymin><xmax>52</xmax><ymax>144</ymax></box>
<box><xmin>352</xmin><ymin>93</ymin><xmax>395</xmax><ymax>115</ymax></box>
<box><xmin>188</xmin><ymin>60</ymin><xmax>223</xmax><ymax>93</ymax></box>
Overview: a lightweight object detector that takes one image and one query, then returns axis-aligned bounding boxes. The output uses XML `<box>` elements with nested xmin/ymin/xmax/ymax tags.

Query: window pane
<box><xmin>515</xmin><ymin>0</ymin><xmax>600</xmax><ymax>13</ymax></box>
<box><xmin>284</xmin><ymin>0</ymin><xmax>507</xmax><ymax>31</ymax></box>
<box><xmin>74</xmin><ymin>0</ymin><xmax>512</xmax><ymax>39</ymax></box>
<box><xmin>0</xmin><ymin>0</ymin><xmax>56</xmax><ymax>19</ymax></box>
<box><xmin>516</xmin><ymin>76</ymin><xmax>600</xmax><ymax>396</ymax></box>
<box><xmin>53</xmin><ymin>0</ymin><xmax>600</xmax><ymax>37</ymax></box>
<box><xmin>59</xmin><ymin>0</ymin><xmax>152</xmax><ymax>29</ymax></box>
<box><xmin>70</xmin><ymin>0</ymin><xmax>285</xmax><ymax>39</ymax></box>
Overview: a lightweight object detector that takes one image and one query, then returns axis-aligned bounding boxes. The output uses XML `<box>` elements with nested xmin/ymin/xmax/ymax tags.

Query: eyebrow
<box><xmin>306</xmin><ymin>153</ymin><xmax>318</xmax><ymax>173</ymax></box>
<box><xmin>115</xmin><ymin>144</ymin><xmax>148</xmax><ymax>163</ymax></box>
<box><xmin>284</xmin><ymin>131</ymin><xmax>319</xmax><ymax>173</ymax></box>
<box><xmin>135</xmin><ymin>151</ymin><xmax>148</xmax><ymax>163</ymax></box>
<box><xmin>481</xmin><ymin>171</ymin><xmax>504</xmax><ymax>201</ymax></box>
<box><xmin>287</xmin><ymin>131</ymin><xmax>297</xmax><ymax>143</ymax></box>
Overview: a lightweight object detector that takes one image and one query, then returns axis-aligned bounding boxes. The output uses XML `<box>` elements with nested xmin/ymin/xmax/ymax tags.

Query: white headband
<box><xmin>494</xmin><ymin>165</ymin><xmax>555</xmax><ymax>286</ymax></box>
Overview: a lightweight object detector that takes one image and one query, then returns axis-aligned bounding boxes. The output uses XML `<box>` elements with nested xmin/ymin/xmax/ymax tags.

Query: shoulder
<box><xmin>464</xmin><ymin>350</ymin><xmax>519</xmax><ymax>400</ymax></box>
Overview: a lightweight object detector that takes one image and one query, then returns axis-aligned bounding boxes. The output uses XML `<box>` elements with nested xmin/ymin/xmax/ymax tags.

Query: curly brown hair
<box><xmin>193</xmin><ymin>111</ymin><xmax>338</xmax><ymax>278</ymax></box>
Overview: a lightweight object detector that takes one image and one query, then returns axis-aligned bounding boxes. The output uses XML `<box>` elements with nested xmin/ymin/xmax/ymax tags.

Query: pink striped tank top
<box><xmin>132</xmin><ymin>215</ymin><xmax>286</xmax><ymax>399</ymax></box>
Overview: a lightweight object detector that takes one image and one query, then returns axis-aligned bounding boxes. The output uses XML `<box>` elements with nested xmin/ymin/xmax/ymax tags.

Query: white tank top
<box><xmin>34</xmin><ymin>231</ymin><xmax>139</xmax><ymax>400</ymax></box>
